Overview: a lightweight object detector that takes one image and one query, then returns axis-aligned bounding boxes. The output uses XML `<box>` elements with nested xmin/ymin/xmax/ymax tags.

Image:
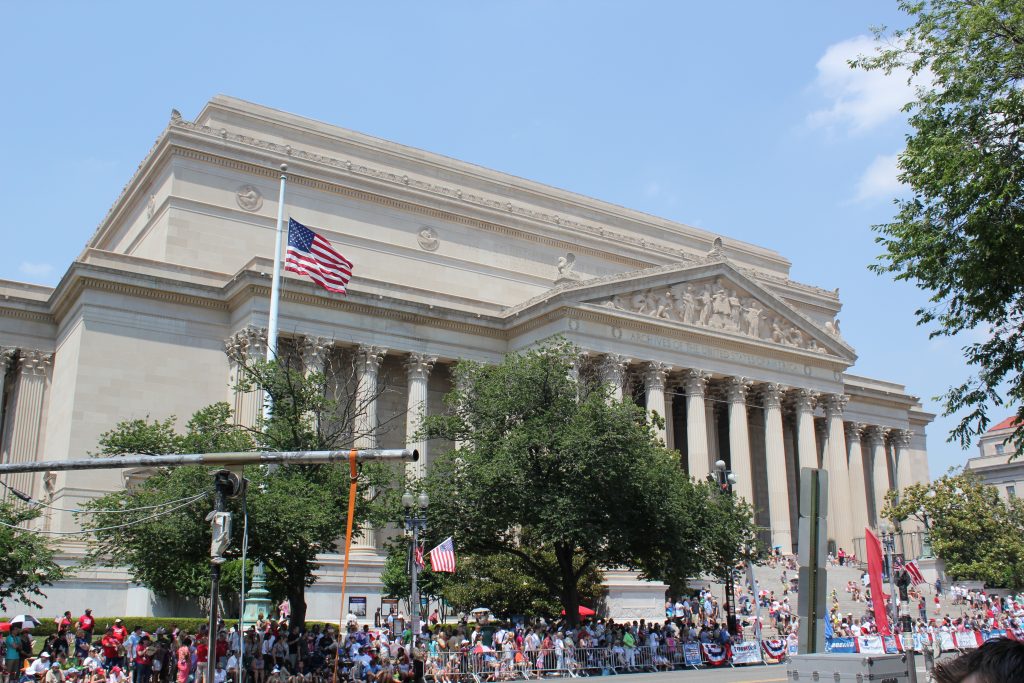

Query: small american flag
<box><xmin>284</xmin><ymin>218</ymin><xmax>353</xmax><ymax>294</ymax></box>
<box><xmin>414</xmin><ymin>543</ymin><xmax>424</xmax><ymax>569</ymax></box>
<box><xmin>429</xmin><ymin>537</ymin><xmax>456</xmax><ymax>573</ymax></box>
<box><xmin>905</xmin><ymin>559</ymin><xmax>926</xmax><ymax>586</ymax></box>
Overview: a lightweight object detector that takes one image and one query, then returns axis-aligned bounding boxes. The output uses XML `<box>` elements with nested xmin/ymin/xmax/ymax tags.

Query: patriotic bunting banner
<box><xmin>761</xmin><ymin>638</ymin><xmax>786</xmax><ymax>663</ymax></box>
<box><xmin>700</xmin><ymin>643</ymin><xmax>728</xmax><ymax>666</ymax></box>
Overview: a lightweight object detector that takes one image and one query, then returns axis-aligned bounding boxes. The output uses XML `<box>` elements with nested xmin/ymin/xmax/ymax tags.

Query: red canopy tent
<box><xmin>560</xmin><ymin>605</ymin><xmax>596</xmax><ymax>617</ymax></box>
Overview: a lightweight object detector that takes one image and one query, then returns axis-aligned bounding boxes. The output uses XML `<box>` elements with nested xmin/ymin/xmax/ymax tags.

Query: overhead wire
<box><xmin>0</xmin><ymin>479</ymin><xmax>210</xmax><ymax>514</ymax></box>
<box><xmin>0</xmin><ymin>492</ymin><xmax>211</xmax><ymax>536</ymax></box>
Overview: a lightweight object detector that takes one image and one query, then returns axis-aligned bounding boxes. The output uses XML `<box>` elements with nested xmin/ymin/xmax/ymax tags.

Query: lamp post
<box><xmin>921</xmin><ymin>490</ymin><xmax>936</xmax><ymax>559</ymax></box>
<box><xmin>402</xmin><ymin>491</ymin><xmax>429</xmax><ymax>647</ymax></box>
<box><xmin>880</xmin><ymin>524</ymin><xmax>900</xmax><ymax>631</ymax></box>
<box><xmin>714</xmin><ymin>459</ymin><xmax>739</xmax><ymax>637</ymax></box>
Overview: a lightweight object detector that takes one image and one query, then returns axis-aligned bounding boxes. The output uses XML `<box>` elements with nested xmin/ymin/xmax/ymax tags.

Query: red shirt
<box><xmin>215</xmin><ymin>640</ymin><xmax>228</xmax><ymax>659</ymax></box>
<box><xmin>112</xmin><ymin>625</ymin><xmax>128</xmax><ymax>642</ymax></box>
<box><xmin>78</xmin><ymin>615</ymin><xmax>95</xmax><ymax>632</ymax></box>
<box><xmin>196</xmin><ymin>642</ymin><xmax>208</xmax><ymax>664</ymax></box>
<box><xmin>102</xmin><ymin>635</ymin><xmax>119</xmax><ymax>659</ymax></box>
<box><xmin>135</xmin><ymin>644</ymin><xmax>152</xmax><ymax>666</ymax></box>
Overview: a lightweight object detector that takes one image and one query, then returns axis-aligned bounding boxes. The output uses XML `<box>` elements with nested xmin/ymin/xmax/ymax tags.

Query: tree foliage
<box><xmin>856</xmin><ymin>0</ymin><xmax>1024</xmax><ymax>452</ymax></box>
<box><xmin>380</xmin><ymin>538</ymin><xmax>606</xmax><ymax>621</ymax></box>
<box><xmin>883</xmin><ymin>470</ymin><xmax>1024</xmax><ymax>589</ymax></box>
<box><xmin>420</xmin><ymin>341</ymin><xmax>759</xmax><ymax>625</ymax></box>
<box><xmin>82</xmin><ymin>354</ymin><xmax>400</xmax><ymax>627</ymax></box>
<box><xmin>0</xmin><ymin>502</ymin><xmax>64</xmax><ymax>610</ymax></box>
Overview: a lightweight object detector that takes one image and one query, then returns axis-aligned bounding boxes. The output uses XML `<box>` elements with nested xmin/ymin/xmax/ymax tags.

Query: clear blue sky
<box><xmin>1</xmin><ymin>1</ymin><xmax>992</xmax><ymax>476</ymax></box>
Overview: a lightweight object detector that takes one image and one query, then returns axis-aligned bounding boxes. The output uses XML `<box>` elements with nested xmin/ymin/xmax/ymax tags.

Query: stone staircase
<box><xmin>697</xmin><ymin>562</ymin><xmax>960</xmax><ymax>633</ymax></box>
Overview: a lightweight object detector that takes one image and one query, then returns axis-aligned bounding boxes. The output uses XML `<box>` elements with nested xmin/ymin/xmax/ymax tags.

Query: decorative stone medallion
<box><xmin>236</xmin><ymin>185</ymin><xmax>263</xmax><ymax>212</ymax></box>
<box><xmin>417</xmin><ymin>226</ymin><xmax>440</xmax><ymax>251</ymax></box>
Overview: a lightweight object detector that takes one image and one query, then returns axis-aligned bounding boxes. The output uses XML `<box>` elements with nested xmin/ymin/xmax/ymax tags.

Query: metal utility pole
<box><xmin>402</xmin><ymin>491</ymin><xmax>429</xmax><ymax>658</ymax></box>
<box><xmin>207</xmin><ymin>470</ymin><xmax>241</xmax><ymax>683</ymax></box>
<box><xmin>797</xmin><ymin>467</ymin><xmax>828</xmax><ymax>655</ymax></box>
<box><xmin>714</xmin><ymin>459</ymin><xmax>739</xmax><ymax>636</ymax></box>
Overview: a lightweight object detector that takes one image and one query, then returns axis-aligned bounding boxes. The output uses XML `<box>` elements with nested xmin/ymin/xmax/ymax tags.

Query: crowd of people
<box><xmin>3</xmin><ymin>596</ymin><xmax>776</xmax><ymax>683</ymax></box>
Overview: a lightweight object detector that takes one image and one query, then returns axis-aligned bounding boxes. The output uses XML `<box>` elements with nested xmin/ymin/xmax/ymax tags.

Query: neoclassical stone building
<box><xmin>0</xmin><ymin>96</ymin><xmax>932</xmax><ymax>619</ymax></box>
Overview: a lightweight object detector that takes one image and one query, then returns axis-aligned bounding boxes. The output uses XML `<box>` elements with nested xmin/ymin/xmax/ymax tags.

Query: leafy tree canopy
<box><xmin>0</xmin><ymin>502</ymin><xmax>64</xmax><ymax>610</ymax></box>
<box><xmin>856</xmin><ymin>0</ymin><xmax>1024</xmax><ymax>452</ymax></box>
<box><xmin>884</xmin><ymin>470</ymin><xmax>1024</xmax><ymax>589</ymax></box>
<box><xmin>82</xmin><ymin>355</ymin><xmax>399</xmax><ymax>627</ymax></box>
<box><xmin>420</xmin><ymin>340</ymin><xmax>758</xmax><ymax>625</ymax></box>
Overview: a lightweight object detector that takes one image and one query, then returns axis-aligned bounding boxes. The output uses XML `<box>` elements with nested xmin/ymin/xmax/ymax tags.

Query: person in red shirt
<box><xmin>101</xmin><ymin>627</ymin><xmax>121</xmax><ymax>670</ymax></box>
<box><xmin>112</xmin><ymin>620</ymin><xmax>128</xmax><ymax>643</ymax></box>
<box><xmin>134</xmin><ymin>635</ymin><xmax>153</xmax><ymax>683</ymax></box>
<box><xmin>78</xmin><ymin>609</ymin><xmax>96</xmax><ymax>644</ymax></box>
<box><xmin>195</xmin><ymin>636</ymin><xmax>209</xmax><ymax>683</ymax></box>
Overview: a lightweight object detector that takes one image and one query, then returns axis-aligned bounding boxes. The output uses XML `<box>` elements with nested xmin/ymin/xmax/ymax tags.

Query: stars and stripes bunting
<box><xmin>284</xmin><ymin>218</ymin><xmax>353</xmax><ymax>294</ymax></box>
<box><xmin>429</xmin><ymin>536</ymin><xmax>456</xmax><ymax>573</ymax></box>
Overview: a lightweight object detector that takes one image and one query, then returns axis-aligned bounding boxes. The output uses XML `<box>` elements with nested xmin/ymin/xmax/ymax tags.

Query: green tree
<box><xmin>884</xmin><ymin>471</ymin><xmax>1024</xmax><ymax>588</ymax></box>
<box><xmin>82</xmin><ymin>353</ymin><xmax>400</xmax><ymax>627</ymax></box>
<box><xmin>0</xmin><ymin>502</ymin><xmax>64</xmax><ymax>609</ymax></box>
<box><xmin>380</xmin><ymin>539</ymin><xmax>605</xmax><ymax>621</ymax></box>
<box><xmin>420</xmin><ymin>341</ymin><xmax>758</xmax><ymax>625</ymax></box>
<box><xmin>855</xmin><ymin>0</ymin><xmax>1024</xmax><ymax>452</ymax></box>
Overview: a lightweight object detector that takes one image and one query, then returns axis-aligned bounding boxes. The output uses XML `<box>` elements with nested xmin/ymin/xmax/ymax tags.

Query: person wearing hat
<box><xmin>44</xmin><ymin>661</ymin><xmax>64</xmax><ymax>683</ymax></box>
<box><xmin>28</xmin><ymin>653</ymin><xmax>52</xmax><ymax>678</ymax></box>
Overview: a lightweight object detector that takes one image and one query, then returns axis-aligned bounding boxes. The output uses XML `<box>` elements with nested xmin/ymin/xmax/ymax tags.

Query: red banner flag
<box><xmin>865</xmin><ymin>528</ymin><xmax>891</xmax><ymax>636</ymax></box>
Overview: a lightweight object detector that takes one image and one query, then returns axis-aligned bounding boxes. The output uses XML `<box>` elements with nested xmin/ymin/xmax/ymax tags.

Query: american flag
<box><xmin>893</xmin><ymin>557</ymin><xmax>926</xmax><ymax>586</ymax></box>
<box><xmin>414</xmin><ymin>543</ymin><xmax>424</xmax><ymax>569</ymax></box>
<box><xmin>429</xmin><ymin>537</ymin><xmax>456</xmax><ymax>573</ymax></box>
<box><xmin>284</xmin><ymin>218</ymin><xmax>353</xmax><ymax>294</ymax></box>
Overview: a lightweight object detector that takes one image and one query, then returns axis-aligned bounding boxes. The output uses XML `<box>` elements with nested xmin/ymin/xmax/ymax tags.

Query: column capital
<box><xmin>864</xmin><ymin>425</ymin><xmax>889</xmax><ymax>445</ymax></box>
<box><xmin>725</xmin><ymin>376</ymin><xmax>753</xmax><ymax>403</ymax></box>
<box><xmin>599</xmin><ymin>354</ymin><xmax>631</xmax><ymax>386</ymax></box>
<box><xmin>19</xmin><ymin>349</ymin><xmax>53</xmax><ymax>376</ymax></box>
<box><xmin>357</xmin><ymin>344</ymin><xmax>388</xmax><ymax>373</ymax></box>
<box><xmin>844</xmin><ymin>421</ymin><xmax>866</xmax><ymax>442</ymax></box>
<box><xmin>823</xmin><ymin>393</ymin><xmax>849</xmax><ymax>418</ymax></box>
<box><xmin>683</xmin><ymin>369</ymin><xmax>711</xmax><ymax>397</ymax></box>
<box><xmin>643</xmin><ymin>361</ymin><xmax>670</xmax><ymax>390</ymax></box>
<box><xmin>889</xmin><ymin>429</ymin><xmax>913</xmax><ymax>448</ymax></box>
<box><xmin>406</xmin><ymin>352</ymin><xmax>437</xmax><ymax>381</ymax></box>
<box><xmin>761</xmin><ymin>382</ymin><xmax>787</xmax><ymax>408</ymax></box>
<box><xmin>791</xmin><ymin>388</ymin><xmax>819</xmax><ymax>413</ymax></box>
<box><xmin>0</xmin><ymin>346</ymin><xmax>16</xmax><ymax>373</ymax></box>
<box><xmin>224</xmin><ymin>325</ymin><xmax>267</xmax><ymax>364</ymax></box>
<box><xmin>299</xmin><ymin>335</ymin><xmax>333</xmax><ymax>373</ymax></box>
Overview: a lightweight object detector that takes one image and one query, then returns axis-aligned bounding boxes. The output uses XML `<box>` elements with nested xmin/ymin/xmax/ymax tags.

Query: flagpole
<box><xmin>266</xmin><ymin>163</ymin><xmax>288</xmax><ymax>368</ymax></box>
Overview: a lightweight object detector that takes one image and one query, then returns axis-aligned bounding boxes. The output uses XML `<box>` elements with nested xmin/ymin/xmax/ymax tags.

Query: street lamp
<box><xmin>879</xmin><ymin>523</ymin><xmax>901</xmax><ymax>632</ymax></box>
<box><xmin>921</xmin><ymin>490</ymin><xmax>936</xmax><ymax>559</ymax></box>
<box><xmin>403</xmin><ymin>491</ymin><xmax>429</xmax><ymax>649</ymax></box>
<box><xmin>714</xmin><ymin>459</ymin><xmax>739</xmax><ymax>637</ymax></box>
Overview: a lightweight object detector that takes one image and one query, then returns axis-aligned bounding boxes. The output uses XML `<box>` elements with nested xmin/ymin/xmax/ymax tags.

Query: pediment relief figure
<box><xmin>599</xmin><ymin>275</ymin><xmax>831</xmax><ymax>354</ymax></box>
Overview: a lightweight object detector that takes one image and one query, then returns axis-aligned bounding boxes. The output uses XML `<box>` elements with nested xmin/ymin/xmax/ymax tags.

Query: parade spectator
<box><xmin>77</xmin><ymin>611</ymin><xmax>95</xmax><ymax>644</ymax></box>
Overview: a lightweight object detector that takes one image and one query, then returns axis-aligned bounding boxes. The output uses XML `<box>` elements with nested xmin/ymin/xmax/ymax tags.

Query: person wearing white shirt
<box><xmin>214</xmin><ymin>666</ymin><xmax>227</xmax><ymax>683</ymax></box>
<box><xmin>29</xmin><ymin>654</ymin><xmax>52</xmax><ymax>677</ymax></box>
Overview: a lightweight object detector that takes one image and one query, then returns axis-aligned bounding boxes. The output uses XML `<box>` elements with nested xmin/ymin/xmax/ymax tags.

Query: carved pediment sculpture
<box><xmin>599</xmin><ymin>275</ymin><xmax>831</xmax><ymax>354</ymax></box>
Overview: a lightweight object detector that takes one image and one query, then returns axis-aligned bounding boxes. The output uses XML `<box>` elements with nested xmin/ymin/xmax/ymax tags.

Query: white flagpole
<box><xmin>266</xmin><ymin>163</ymin><xmax>288</xmax><ymax>364</ymax></box>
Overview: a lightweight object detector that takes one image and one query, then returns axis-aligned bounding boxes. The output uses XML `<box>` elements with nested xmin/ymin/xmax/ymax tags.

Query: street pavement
<box><xmin>591</xmin><ymin>658</ymin><xmax>937</xmax><ymax>682</ymax></box>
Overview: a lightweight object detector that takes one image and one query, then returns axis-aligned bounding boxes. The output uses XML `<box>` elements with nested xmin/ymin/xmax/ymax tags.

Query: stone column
<box><xmin>793</xmin><ymin>389</ymin><xmax>820</xmax><ymax>471</ymax></box>
<box><xmin>1</xmin><ymin>350</ymin><xmax>52</xmax><ymax>502</ymax></box>
<box><xmin>599</xmin><ymin>354</ymin><xmax>630</xmax><ymax>402</ymax></box>
<box><xmin>726</xmin><ymin>377</ymin><xmax>754</xmax><ymax>504</ymax></box>
<box><xmin>224</xmin><ymin>326</ymin><xmax>267</xmax><ymax>428</ymax></box>
<box><xmin>354</xmin><ymin>346</ymin><xmax>387</xmax><ymax>448</ymax></box>
<box><xmin>0</xmin><ymin>347</ymin><xmax>15</xmax><ymax>436</ymax></box>
<box><xmin>405</xmin><ymin>353</ymin><xmax>436</xmax><ymax>479</ymax></box>
<box><xmin>866</xmin><ymin>426</ymin><xmax>891</xmax><ymax>527</ymax></box>
<box><xmin>684</xmin><ymin>370</ymin><xmax>711</xmax><ymax>480</ymax></box>
<box><xmin>665</xmin><ymin>388</ymin><xmax>676</xmax><ymax>452</ymax></box>
<box><xmin>845</xmin><ymin>423</ymin><xmax>871</xmax><ymax>549</ymax></box>
<box><xmin>299</xmin><ymin>336</ymin><xmax>332</xmax><ymax>377</ymax></box>
<box><xmin>893</xmin><ymin>429</ymin><xmax>915</xmax><ymax>492</ymax></box>
<box><xmin>763</xmin><ymin>383</ymin><xmax>793</xmax><ymax>554</ymax></box>
<box><xmin>822</xmin><ymin>394</ymin><xmax>851</xmax><ymax>550</ymax></box>
<box><xmin>643</xmin><ymin>362</ymin><xmax>669</xmax><ymax>444</ymax></box>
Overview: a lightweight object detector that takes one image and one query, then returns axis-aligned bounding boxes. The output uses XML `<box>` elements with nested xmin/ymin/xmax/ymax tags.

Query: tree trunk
<box><xmin>288</xmin><ymin>582</ymin><xmax>307</xmax><ymax>629</ymax></box>
<box><xmin>556</xmin><ymin>545</ymin><xmax>580</xmax><ymax>628</ymax></box>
